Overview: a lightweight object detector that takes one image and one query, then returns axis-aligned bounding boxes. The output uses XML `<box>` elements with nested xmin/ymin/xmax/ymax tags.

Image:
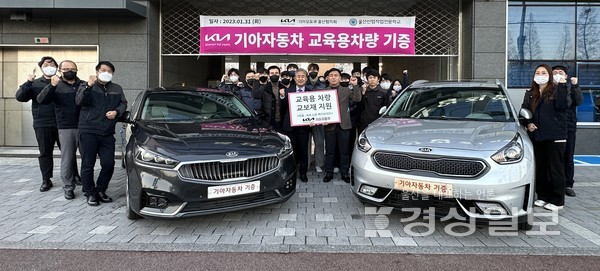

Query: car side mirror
<box><xmin>119</xmin><ymin>111</ymin><xmax>134</xmax><ymax>123</ymax></box>
<box><xmin>378</xmin><ymin>106</ymin><xmax>387</xmax><ymax>115</ymax></box>
<box><xmin>519</xmin><ymin>108</ymin><xmax>533</xmax><ymax>120</ymax></box>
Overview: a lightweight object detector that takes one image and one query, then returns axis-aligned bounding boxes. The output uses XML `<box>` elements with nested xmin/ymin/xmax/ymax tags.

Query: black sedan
<box><xmin>122</xmin><ymin>87</ymin><xmax>296</xmax><ymax>219</ymax></box>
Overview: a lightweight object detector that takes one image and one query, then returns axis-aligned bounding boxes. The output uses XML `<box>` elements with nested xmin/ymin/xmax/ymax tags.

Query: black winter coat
<box><xmin>521</xmin><ymin>83</ymin><xmax>570</xmax><ymax>142</ymax></box>
<box><xmin>15</xmin><ymin>77</ymin><xmax>57</xmax><ymax>128</ymax></box>
<box><xmin>37</xmin><ymin>78</ymin><xmax>83</xmax><ymax>129</ymax></box>
<box><xmin>76</xmin><ymin>81</ymin><xmax>127</xmax><ymax>136</ymax></box>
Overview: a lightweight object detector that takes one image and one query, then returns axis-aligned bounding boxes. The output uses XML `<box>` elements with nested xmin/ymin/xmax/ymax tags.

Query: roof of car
<box><xmin>410</xmin><ymin>80</ymin><xmax>503</xmax><ymax>89</ymax></box>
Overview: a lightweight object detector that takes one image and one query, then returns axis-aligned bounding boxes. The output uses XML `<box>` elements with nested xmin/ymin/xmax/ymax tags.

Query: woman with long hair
<box><xmin>521</xmin><ymin>64</ymin><xmax>570</xmax><ymax>211</ymax></box>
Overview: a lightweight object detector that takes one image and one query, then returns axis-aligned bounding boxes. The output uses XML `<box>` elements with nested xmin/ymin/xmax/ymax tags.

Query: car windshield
<box><xmin>140</xmin><ymin>91</ymin><xmax>253</xmax><ymax>122</ymax></box>
<box><xmin>384</xmin><ymin>86</ymin><xmax>515</xmax><ymax>122</ymax></box>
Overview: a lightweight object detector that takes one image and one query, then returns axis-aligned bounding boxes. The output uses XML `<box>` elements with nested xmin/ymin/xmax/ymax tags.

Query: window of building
<box><xmin>508</xmin><ymin>1</ymin><xmax>600</xmax><ymax>122</ymax></box>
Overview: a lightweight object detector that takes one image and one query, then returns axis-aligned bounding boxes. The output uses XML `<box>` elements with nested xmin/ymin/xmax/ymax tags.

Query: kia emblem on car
<box><xmin>226</xmin><ymin>151</ymin><xmax>239</xmax><ymax>157</ymax></box>
<box><xmin>419</xmin><ymin>147</ymin><xmax>432</xmax><ymax>153</ymax></box>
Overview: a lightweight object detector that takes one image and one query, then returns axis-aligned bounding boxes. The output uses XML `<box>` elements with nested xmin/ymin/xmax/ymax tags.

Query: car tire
<box><xmin>126</xmin><ymin>176</ymin><xmax>142</xmax><ymax>220</ymax></box>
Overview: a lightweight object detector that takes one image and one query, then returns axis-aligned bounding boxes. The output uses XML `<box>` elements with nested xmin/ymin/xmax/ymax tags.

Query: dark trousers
<box><xmin>283</xmin><ymin>127</ymin><xmax>310</xmax><ymax>175</ymax></box>
<box><xmin>534</xmin><ymin>140</ymin><xmax>566</xmax><ymax>206</ymax></box>
<box><xmin>34</xmin><ymin>127</ymin><xmax>59</xmax><ymax>180</ymax></box>
<box><xmin>564</xmin><ymin>130</ymin><xmax>576</xmax><ymax>188</ymax></box>
<box><xmin>79</xmin><ymin>133</ymin><xmax>116</xmax><ymax>196</ymax></box>
<box><xmin>325</xmin><ymin>125</ymin><xmax>350</xmax><ymax>175</ymax></box>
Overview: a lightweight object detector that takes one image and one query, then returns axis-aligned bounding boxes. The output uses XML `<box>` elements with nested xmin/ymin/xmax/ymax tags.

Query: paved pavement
<box><xmin>1</xmin><ymin>147</ymin><xmax>600</xmax><ymax>256</ymax></box>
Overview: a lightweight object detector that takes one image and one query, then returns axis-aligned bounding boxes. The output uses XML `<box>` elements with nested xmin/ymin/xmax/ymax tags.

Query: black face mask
<box><xmin>269</xmin><ymin>75</ymin><xmax>280</xmax><ymax>83</ymax></box>
<box><xmin>246</xmin><ymin>79</ymin><xmax>256</xmax><ymax>87</ymax></box>
<box><xmin>309</xmin><ymin>72</ymin><xmax>318</xmax><ymax>79</ymax></box>
<box><xmin>340</xmin><ymin>82</ymin><xmax>350</xmax><ymax>87</ymax></box>
<box><xmin>288</xmin><ymin>71</ymin><xmax>296</xmax><ymax>78</ymax></box>
<box><xmin>63</xmin><ymin>71</ymin><xmax>77</xmax><ymax>81</ymax></box>
<box><xmin>259</xmin><ymin>76</ymin><xmax>268</xmax><ymax>83</ymax></box>
<box><xmin>281</xmin><ymin>78</ymin><xmax>291</xmax><ymax>85</ymax></box>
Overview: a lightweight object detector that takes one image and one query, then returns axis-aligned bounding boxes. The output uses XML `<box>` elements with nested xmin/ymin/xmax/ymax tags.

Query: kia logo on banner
<box><xmin>199</xmin><ymin>15</ymin><xmax>416</xmax><ymax>55</ymax></box>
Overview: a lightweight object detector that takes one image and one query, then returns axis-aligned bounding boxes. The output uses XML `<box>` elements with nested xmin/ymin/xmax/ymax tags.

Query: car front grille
<box><xmin>373</xmin><ymin>152</ymin><xmax>486</xmax><ymax>177</ymax></box>
<box><xmin>178</xmin><ymin>156</ymin><xmax>279</xmax><ymax>181</ymax></box>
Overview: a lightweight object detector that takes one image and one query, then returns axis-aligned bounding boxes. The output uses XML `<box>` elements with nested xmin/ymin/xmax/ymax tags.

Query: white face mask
<box><xmin>380</xmin><ymin>82</ymin><xmax>391</xmax><ymax>89</ymax></box>
<box><xmin>553</xmin><ymin>74</ymin><xmax>564</xmax><ymax>83</ymax></box>
<box><xmin>393</xmin><ymin>85</ymin><xmax>402</xmax><ymax>91</ymax></box>
<box><xmin>229</xmin><ymin>75</ymin><xmax>239</xmax><ymax>82</ymax></box>
<box><xmin>98</xmin><ymin>71</ymin><xmax>113</xmax><ymax>83</ymax></box>
<box><xmin>534</xmin><ymin>75</ymin><xmax>549</xmax><ymax>85</ymax></box>
<box><xmin>42</xmin><ymin>66</ymin><xmax>57</xmax><ymax>76</ymax></box>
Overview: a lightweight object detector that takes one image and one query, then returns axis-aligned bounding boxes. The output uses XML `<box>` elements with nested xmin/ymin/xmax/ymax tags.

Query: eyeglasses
<box><xmin>60</xmin><ymin>68</ymin><xmax>78</xmax><ymax>72</ymax></box>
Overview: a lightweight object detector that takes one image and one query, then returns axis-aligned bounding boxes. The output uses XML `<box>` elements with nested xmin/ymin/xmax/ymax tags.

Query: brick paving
<box><xmin>1</xmin><ymin>154</ymin><xmax>600</xmax><ymax>255</ymax></box>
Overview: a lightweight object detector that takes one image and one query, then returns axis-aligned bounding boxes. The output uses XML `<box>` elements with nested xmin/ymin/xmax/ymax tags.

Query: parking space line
<box><xmin>559</xmin><ymin>217</ymin><xmax>600</xmax><ymax>247</ymax></box>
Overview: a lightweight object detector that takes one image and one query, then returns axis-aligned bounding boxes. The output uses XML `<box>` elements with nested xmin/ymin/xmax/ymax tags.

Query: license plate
<box><xmin>207</xmin><ymin>181</ymin><xmax>260</xmax><ymax>199</ymax></box>
<box><xmin>394</xmin><ymin>178</ymin><xmax>453</xmax><ymax>197</ymax></box>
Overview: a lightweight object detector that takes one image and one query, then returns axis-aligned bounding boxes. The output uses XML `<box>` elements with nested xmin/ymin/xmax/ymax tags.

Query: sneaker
<box><xmin>565</xmin><ymin>187</ymin><xmax>576</xmax><ymax>197</ymax></box>
<box><xmin>543</xmin><ymin>203</ymin><xmax>564</xmax><ymax>211</ymax></box>
<box><xmin>333</xmin><ymin>167</ymin><xmax>340</xmax><ymax>173</ymax></box>
<box><xmin>315</xmin><ymin>166</ymin><xmax>323</xmax><ymax>173</ymax></box>
<box><xmin>534</xmin><ymin>200</ymin><xmax>546</xmax><ymax>207</ymax></box>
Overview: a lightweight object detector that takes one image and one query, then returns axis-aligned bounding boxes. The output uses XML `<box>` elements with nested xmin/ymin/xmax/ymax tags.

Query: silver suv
<box><xmin>351</xmin><ymin>80</ymin><xmax>534</xmax><ymax>230</ymax></box>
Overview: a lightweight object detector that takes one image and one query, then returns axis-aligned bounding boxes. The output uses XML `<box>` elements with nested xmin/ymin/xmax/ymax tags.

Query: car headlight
<box><xmin>357</xmin><ymin>131</ymin><xmax>372</xmax><ymax>152</ymax></box>
<box><xmin>491</xmin><ymin>137</ymin><xmax>523</xmax><ymax>164</ymax></box>
<box><xmin>278</xmin><ymin>134</ymin><xmax>293</xmax><ymax>157</ymax></box>
<box><xmin>135</xmin><ymin>146</ymin><xmax>179</xmax><ymax>168</ymax></box>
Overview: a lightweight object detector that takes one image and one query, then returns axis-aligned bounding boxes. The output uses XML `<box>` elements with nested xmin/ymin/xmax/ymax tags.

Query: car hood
<box><xmin>133</xmin><ymin>119</ymin><xmax>284</xmax><ymax>158</ymax></box>
<box><xmin>365</xmin><ymin>118</ymin><xmax>519</xmax><ymax>151</ymax></box>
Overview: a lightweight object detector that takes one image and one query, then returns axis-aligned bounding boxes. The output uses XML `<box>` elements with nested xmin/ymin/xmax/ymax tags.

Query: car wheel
<box><xmin>126</xmin><ymin>175</ymin><xmax>142</xmax><ymax>220</ymax></box>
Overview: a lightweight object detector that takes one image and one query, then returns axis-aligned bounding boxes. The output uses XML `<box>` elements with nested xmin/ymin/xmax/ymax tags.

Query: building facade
<box><xmin>0</xmin><ymin>0</ymin><xmax>598</xmax><ymax>153</ymax></box>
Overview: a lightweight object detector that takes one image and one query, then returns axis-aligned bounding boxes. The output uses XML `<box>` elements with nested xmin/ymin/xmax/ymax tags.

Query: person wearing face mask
<box><xmin>286</xmin><ymin>63</ymin><xmax>298</xmax><ymax>85</ymax></box>
<box><xmin>252</xmin><ymin>65</ymin><xmax>283</xmax><ymax>129</ymax></box>
<box><xmin>76</xmin><ymin>61</ymin><xmax>127</xmax><ymax>206</ymax></box>
<box><xmin>521</xmin><ymin>64</ymin><xmax>570</xmax><ymax>212</ymax></box>
<box><xmin>303</xmin><ymin>64</ymin><xmax>327</xmax><ymax>173</ymax></box>
<box><xmin>256</xmin><ymin>67</ymin><xmax>269</xmax><ymax>85</ymax></box>
<box><xmin>239</xmin><ymin>70</ymin><xmax>263</xmax><ymax>113</ymax></box>
<box><xmin>357</xmin><ymin>69</ymin><xmax>391</xmax><ymax>135</ymax></box>
<box><xmin>551</xmin><ymin>65</ymin><xmax>583</xmax><ymax>197</ymax></box>
<box><xmin>15</xmin><ymin>56</ymin><xmax>61</xmax><ymax>193</ymax></box>
<box><xmin>385</xmin><ymin>70</ymin><xmax>410</xmax><ymax>102</ymax></box>
<box><xmin>219</xmin><ymin>68</ymin><xmax>243</xmax><ymax>97</ymax></box>
<box><xmin>279</xmin><ymin>69</ymin><xmax>312</xmax><ymax>182</ymax></box>
<box><xmin>37</xmin><ymin>60</ymin><xmax>84</xmax><ymax>200</ymax></box>
<box><xmin>306</xmin><ymin>63</ymin><xmax>327</xmax><ymax>91</ymax></box>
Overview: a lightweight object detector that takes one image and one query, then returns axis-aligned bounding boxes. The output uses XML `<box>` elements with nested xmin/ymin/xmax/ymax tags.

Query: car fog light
<box><xmin>147</xmin><ymin>196</ymin><xmax>170</xmax><ymax>209</ymax></box>
<box><xmin>359</xmin><ymin>185</ymin><xmax>378</xmax><ymax>196</ymax></box>
<box><xmin>475</xmin><ymin>202</ymin><xmax>507</xmax><ymax>216</ymax></box>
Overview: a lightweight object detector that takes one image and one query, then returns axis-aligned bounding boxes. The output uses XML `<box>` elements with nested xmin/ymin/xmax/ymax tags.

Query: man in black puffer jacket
<box><xmin>15</xmin><ymin>56</ymin><xmax>60</xmax><ymax>193</ymax></box>
<box><xmin>37</xmin><ymin>60</ymin><xmax>84</xmax><ymax>200</ymax></box>
<box><xmin>76</xmin><ymin>61</ymin><xmax>127</xmax><ymax>206</ymax></box>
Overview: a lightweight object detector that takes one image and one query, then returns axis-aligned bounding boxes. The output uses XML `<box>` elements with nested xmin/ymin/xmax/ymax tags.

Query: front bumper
<box><xmin>126</xmin><ymin>153</ymin><xmax>296</xmax><ymax>218</ymax></box>
<box><xmin>351</xmin><ymin>149</ymin><xmax>535</xmax><ymax>223</ymax></box>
